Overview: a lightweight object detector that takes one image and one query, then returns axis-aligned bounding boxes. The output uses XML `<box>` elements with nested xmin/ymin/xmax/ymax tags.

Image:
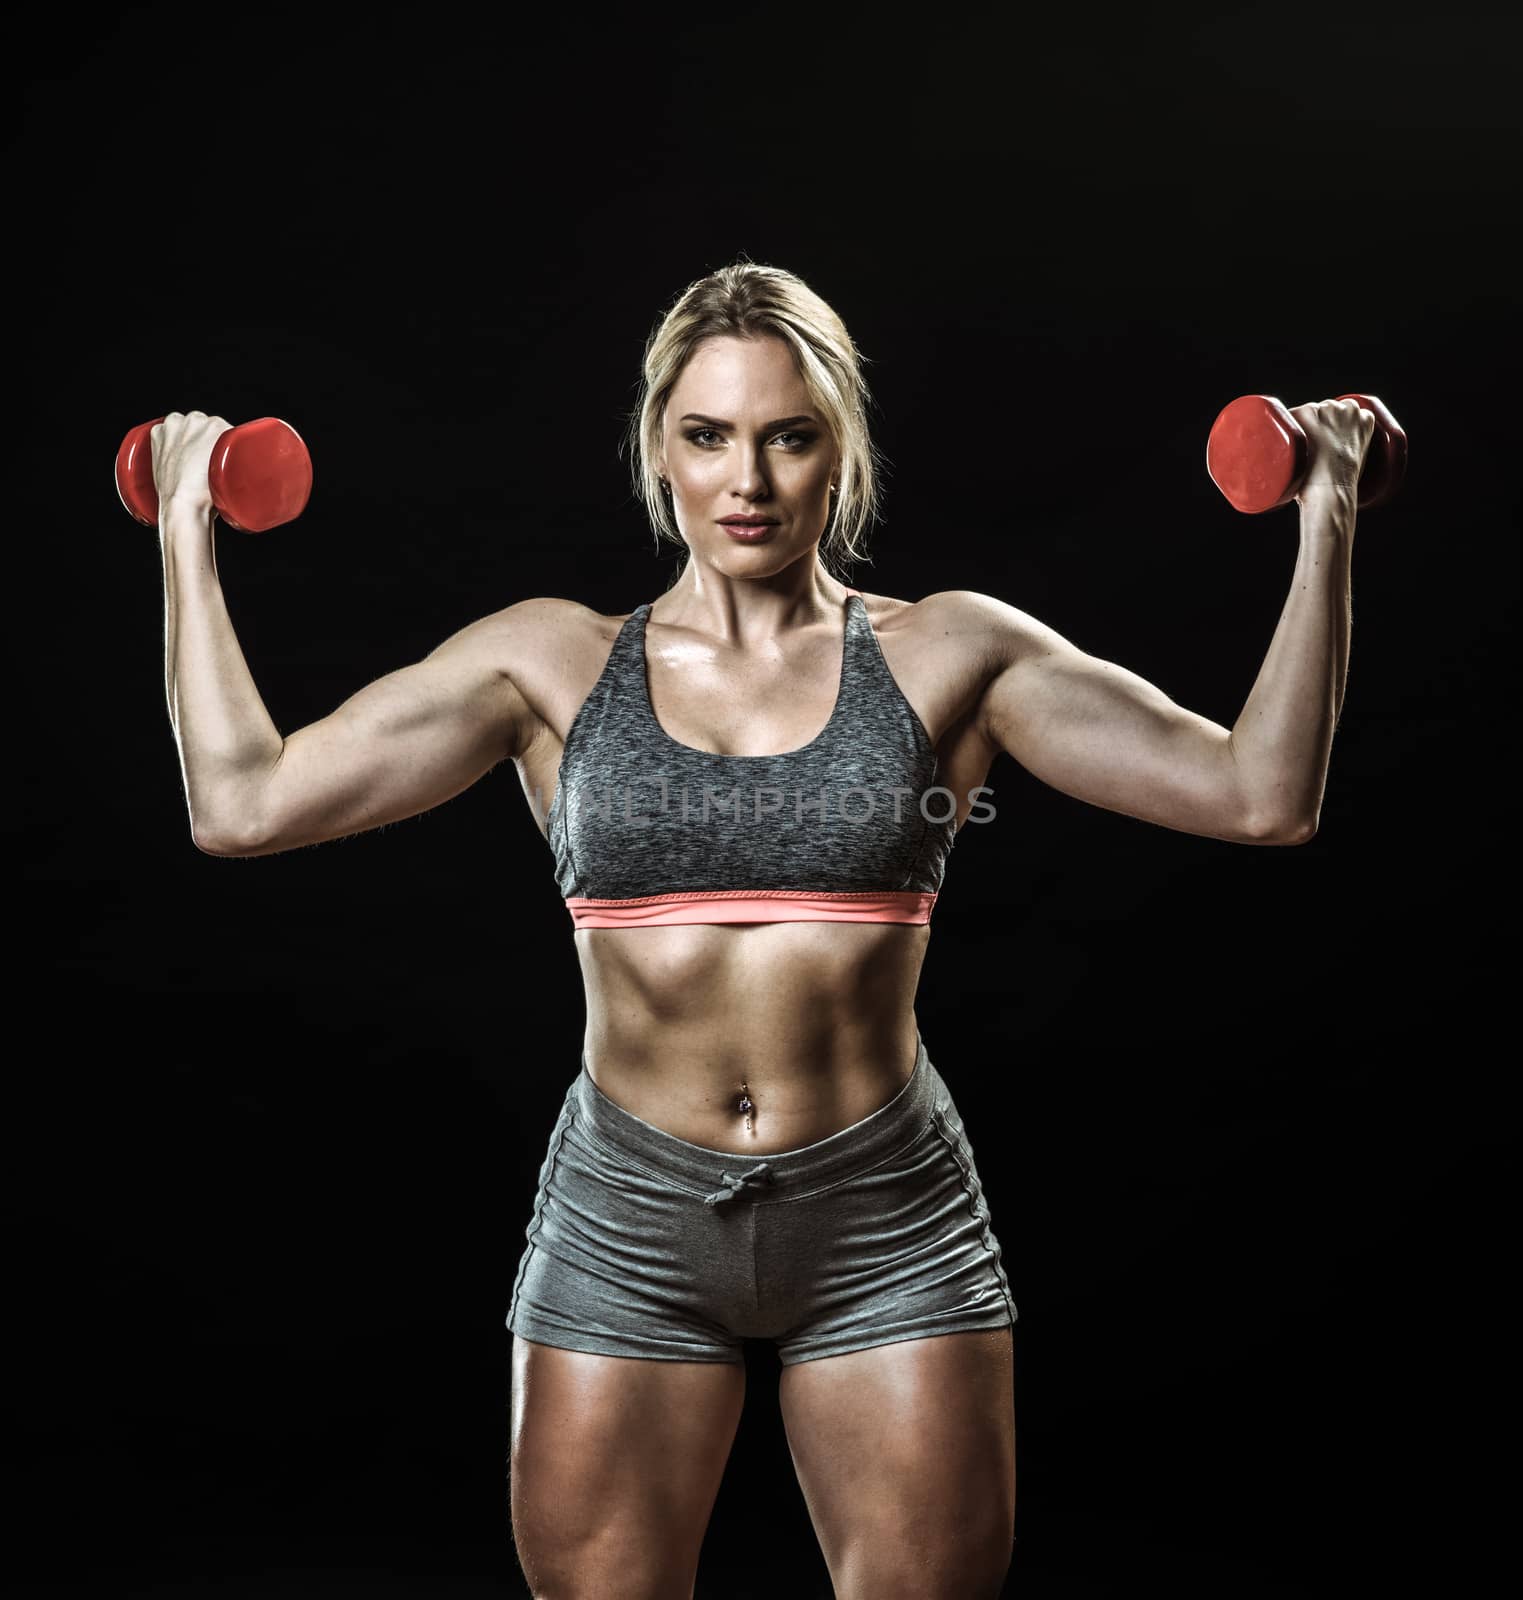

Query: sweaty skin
<box><xmin>513</xmin><ymin>585</ymin><xmax>998</xmax><ymax>1158</ymax></box>
<box><xmin>512</xmin><ymin>333</ymin><xmax>1001</xmax><ymax>1156</ymax></box>
<box><xmin>152</xmin><ymin>343</ymin><xmax>1359</xmax><ymax>1164</ymax></box>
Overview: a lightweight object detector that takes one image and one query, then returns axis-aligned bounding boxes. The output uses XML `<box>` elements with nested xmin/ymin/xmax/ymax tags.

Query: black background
<box><xmin>16</xmin><ymin>3</ymin><xmax>1517</xmax><ymax>1595</ymax></box>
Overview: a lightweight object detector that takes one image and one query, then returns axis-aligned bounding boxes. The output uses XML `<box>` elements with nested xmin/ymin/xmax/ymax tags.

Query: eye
<box><xmin>685</xmin><ymin>429</ymin><xmax>817</xmax><ymax>450</ymax></box>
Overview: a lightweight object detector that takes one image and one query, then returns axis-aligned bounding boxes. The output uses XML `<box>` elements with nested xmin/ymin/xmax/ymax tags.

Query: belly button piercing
<box><xmin>738</xmin><ymin>1081</ymin><xmax>754</xmax><ymax>1136</ymax></box>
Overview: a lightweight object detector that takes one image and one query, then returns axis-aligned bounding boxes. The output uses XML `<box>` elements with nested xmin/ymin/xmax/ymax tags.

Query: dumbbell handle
<box><xmin>115</xmin><ymin>416</ymin><xmax>313</xmax><ymax>533</ymax></box>
<box><xmin>1207</xmin><ymin>393</ymin><xmax>1407</xmax><ymax>515</ymax></box>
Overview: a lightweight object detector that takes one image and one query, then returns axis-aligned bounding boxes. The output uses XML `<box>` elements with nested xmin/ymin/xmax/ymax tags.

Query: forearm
<box><xmin>1229</xmin><ymin>485</ymin><xmax>1356</xmax><ymax>836</ymax></box>
<box><xmin>160</xmin><ymin>501</ymin><xmax>284</xmax><ymax>847</ymax></box>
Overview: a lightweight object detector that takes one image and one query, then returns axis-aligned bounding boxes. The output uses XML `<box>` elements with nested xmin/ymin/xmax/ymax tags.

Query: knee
<box><xmin>524</xmin><ymin>1587</ymin><xmax>684</xmax><ymax>1600</ymax></box>
<box><xmin>837</xmin><ymin>1530</ymin><xmax>1014</xmax><ymax>1600</ymax></box>
<box><xmin>513</xmin><ymin>1530</ymin><xmax>697</xmax><ymax>1600</ymax></box>
<box><xmin>525</xmin><ymin>1588</ymin><xmax>683</xmax><ymax>1600</ymax></box>
<box><xmin>842</xmin><ymin>1559</ymin><xmax>1011</xmax><ymax>1600</ymax></box>
<box><xmin>519</xmin><ymin>1561</ymin><xmax>694</xmax><ymax>1600</ymax></box>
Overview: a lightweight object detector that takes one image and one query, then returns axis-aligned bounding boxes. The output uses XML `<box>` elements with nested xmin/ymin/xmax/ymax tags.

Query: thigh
<box><xmin>508</xmin><ymin>1093</ymin><xmax>750</xmax><ymax>1364</ymax></box>
<box><xmin>761</xmin><ymin>1078</ymin><xmax>1018</xmax><ymax>1363</ymax></box>
<box><xmin>778</xmin><ymin>1327</ymin><xmax>1015</xmax><ymax>1600</ymax></box>
<box><xmin>510</xmin><ymin>1335</ymin><xmax>746</xmax><ymax>1600</ymax></box>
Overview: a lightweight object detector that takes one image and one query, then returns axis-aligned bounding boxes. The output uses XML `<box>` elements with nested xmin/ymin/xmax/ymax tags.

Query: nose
<box><xmin>731</xmin><ymin>442</ymin><xmax>769</xmax><ymax>502</ymax></box>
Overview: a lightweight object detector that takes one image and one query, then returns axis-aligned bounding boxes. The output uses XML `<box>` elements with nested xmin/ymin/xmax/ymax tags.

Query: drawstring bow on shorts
<box><xmin>703</xmin><ymin>1160</ymin><xmax>775</xmax><ymax>1207</ymax></box>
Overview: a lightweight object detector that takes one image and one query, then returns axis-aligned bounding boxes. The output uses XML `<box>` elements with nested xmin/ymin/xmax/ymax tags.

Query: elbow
<box><xmin>193</xmin><ymin>825</ymin><xmax>243</xmax><ymax>857</ymax></box>
<box><xmin>1247</xmin><ymin>812</ymin><xmax>1317</xmax><ymax>846</ymax></box>
<box><xmin>192</xmin><ymin>816</ymin><xmax>266</xmax><ymax>857</ymax></box>
<box><xmin>1238</xmin><ymin>779</ymin><xmax>1317</xmax><ymax>845</ymax></box>
<box><xmin>192</xmin><ymin>780</ymin><xmax>277</xmax><ymax>856</ymax></box>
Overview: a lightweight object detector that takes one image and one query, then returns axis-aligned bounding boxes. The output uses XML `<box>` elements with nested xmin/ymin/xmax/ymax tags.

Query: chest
<box><xmin>518</xmin><ymin>601</ymin><xmax>998</xmax><ymax>838</ymax></box>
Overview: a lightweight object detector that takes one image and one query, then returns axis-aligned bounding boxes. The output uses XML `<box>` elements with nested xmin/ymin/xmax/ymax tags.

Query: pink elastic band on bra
<box><xmin>564</xmin><ymin>888</ymin><xmax>936</xmax><ymax>929</ymax></box>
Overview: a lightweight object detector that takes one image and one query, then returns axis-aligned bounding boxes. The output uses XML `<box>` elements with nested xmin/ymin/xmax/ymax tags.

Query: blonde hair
<box><xmin>623</xmin><ymin>257</ymin><xmax>889</xmax><ymax>580</ymax></box>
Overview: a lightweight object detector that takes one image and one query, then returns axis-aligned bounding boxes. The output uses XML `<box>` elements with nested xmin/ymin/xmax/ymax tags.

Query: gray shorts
<box><xmin>506</xmin><ymin>1030</ymin><xmax>1018</xmax><ymax>1366</ymax></box>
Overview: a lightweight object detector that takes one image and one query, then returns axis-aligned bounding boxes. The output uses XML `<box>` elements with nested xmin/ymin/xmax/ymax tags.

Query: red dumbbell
<box><xmin>1206</xmin><ymin>393</ymin><xmax>1407</xmax><ymax>515</ymax></box>
<box><xmin>115</xmin><ymin>415</ymin><xmax>314</xmax><ymax>533</ymax></box>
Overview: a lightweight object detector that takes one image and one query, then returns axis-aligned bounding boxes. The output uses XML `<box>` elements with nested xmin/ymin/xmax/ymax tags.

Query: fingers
<box><xmin>1285</xmin><ymin>399</ymin><xmax>1377</xmax><ymax>498</ymax></box>
<box><xmin>152</xmin><ymin>410</ymin><xmax>219</xmax><ymax>430</ymax></box>
<box><xmin>151</xmin><ymin>411</ymin><xmax>188</xmax><ymax>459</ymax></box>
<box><xmin>1328</xmin><ymin>396</ymin><xmax>1376</xmax><ymax>440</ymax></box>
<box><xmin>150</xmin><ymin>410</ymin><xmax>230</xmax><ymax>451</ymax></box>
<box><xmin>148</xmin><ymin>411</ymin><xmax>232</xmax><ymax>503</ymax></box>
<box><xmin>1289</xmin><ymin>397</ymin><xmax>1375</xmax><ymax>442</ymax></box>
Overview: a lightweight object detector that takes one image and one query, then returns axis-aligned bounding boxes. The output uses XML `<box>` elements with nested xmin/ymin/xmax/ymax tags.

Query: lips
<box><xmin>720</xmin><ymin>519</ymin><xmax>778</xmax><ymax>542</ymax></box>
<box><xmin>719</xmin><ymin>518</ymin><xmax>778</xmax><ymax>526</ymax></box>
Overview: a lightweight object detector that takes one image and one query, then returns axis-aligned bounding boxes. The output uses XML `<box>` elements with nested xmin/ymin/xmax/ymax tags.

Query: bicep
<box><xmin>976</xmin><ymin>605</ymin><xmax>1266</xmax><ymax>844</ymax></box>
<box><xmin>240</xmin><ymin>611</ymin><xmax>540</xmax><ymax>856</ymax></box>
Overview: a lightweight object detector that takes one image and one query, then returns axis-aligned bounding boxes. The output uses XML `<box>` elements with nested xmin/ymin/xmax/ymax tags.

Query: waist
<box><xmin>575</xmin><ymin>923</ymin><xmax>928</xmax><ymax>1149</ymax></box>
<box><xmin>578</xmin><ymin>1021</ymin><xmax>931</xmax><ymax>1162</ymax></box>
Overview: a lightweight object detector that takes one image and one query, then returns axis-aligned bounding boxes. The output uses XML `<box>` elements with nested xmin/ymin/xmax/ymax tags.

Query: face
<box><xmin>658</xmin><ymin>334</ymin><xmax>841</xmax><ymax>575</ymax></box>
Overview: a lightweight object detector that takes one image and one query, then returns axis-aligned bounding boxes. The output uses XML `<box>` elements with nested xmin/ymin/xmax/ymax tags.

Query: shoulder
<box><xmin>865</xmin><ymin>587</ymin><xmax>1059</xmax><ymax>668</ymax></box>
<box><xmin>456</xmin><ymin>597</ymin><xmax>651</xmax><ymax>747</ymax></box>
<box><xmin>866</xmin><ymin>590</ymin><xmax>1092</xmax><ymax>752</ymax></box>
<box><xmin>462</xmin><ymin>596</ymin><xmax>637</xmax><ymax>676</ymax></box>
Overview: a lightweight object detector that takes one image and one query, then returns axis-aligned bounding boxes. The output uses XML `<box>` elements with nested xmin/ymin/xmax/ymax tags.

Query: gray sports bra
<box><xmin>546</xmin><ymin>588</ymin><xmax>956</xmax><ymax>928</ymax></box>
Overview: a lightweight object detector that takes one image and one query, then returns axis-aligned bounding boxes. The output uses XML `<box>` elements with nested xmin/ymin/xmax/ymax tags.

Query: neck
<box><xmin>657</xmin><ymin>559</ymin><xmax>850</xmax><ymax>641</ymax></box>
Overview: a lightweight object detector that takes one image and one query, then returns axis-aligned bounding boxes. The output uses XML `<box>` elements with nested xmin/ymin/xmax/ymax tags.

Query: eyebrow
<box><xmin>680</xmin><ymin>413</ymin><xmax>818</xmax><ymax>431</ymax></box>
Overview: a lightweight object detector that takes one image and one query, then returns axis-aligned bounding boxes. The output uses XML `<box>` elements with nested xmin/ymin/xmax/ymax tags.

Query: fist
<box><xmin>150</xmin><ymin>411</ymin><xmax>234</xmax><ymax>517</ymax></box>
<box><xmin>1289</xmin><ymin>397</ymin><xmax>1376</xmax><ymax>502</ymax></box>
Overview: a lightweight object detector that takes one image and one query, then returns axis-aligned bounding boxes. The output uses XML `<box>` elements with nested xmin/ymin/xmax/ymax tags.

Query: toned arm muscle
<box><xmin>959</xmin><ymin>592</ymin><xmax>1285</xmax><ymax>845</ymax></box>
<box><xmin>217</xmin><ymin>602</ymin><xmax>551</xmax><ymax>857</ymax></box>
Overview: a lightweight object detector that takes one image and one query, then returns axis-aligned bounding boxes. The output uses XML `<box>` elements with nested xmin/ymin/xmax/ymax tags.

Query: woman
<box><xmin>152</xmin><ymin>261</ymin><xmax>1367</xmax><ymax>1599</ymax></box>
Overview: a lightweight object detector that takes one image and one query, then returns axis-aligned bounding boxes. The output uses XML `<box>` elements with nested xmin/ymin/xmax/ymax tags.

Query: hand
<box><xmin>151</xmin><ymin>411</ymin><xmax>234</xmax><ymax>519</ymax></box>
<box><xmin>1290</xmin><ymin>397</ymin><xmax>1376</xmax><ymax>504</ymax></box>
